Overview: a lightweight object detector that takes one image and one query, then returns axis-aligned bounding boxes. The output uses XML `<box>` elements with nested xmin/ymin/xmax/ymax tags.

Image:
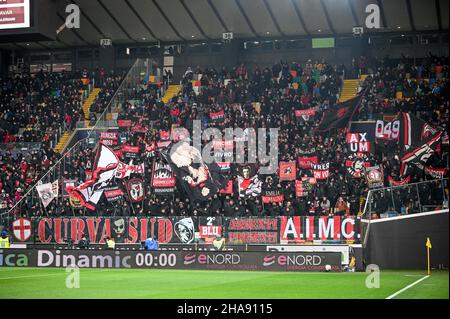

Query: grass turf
<box><xmin>0</xmin><ymin>268</ymin><xmax>447</xmax><ymax>299</ymax></box>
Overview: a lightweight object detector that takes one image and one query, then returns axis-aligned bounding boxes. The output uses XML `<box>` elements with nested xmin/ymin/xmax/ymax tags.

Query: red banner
<box><xmin>210</xmin><ymin>110</ymin><xmax>225</xmax><ymax>122</ymax></box>
<box><xmin>99</xmin><ymin>132</ymin><xmax>118</xmax><ymax>140</ymax></box>
<box><xmin>279</xmin><ymin>161</ymin><xmax>296</xmax><ymax>181</ymax></box>
<box><xmin>388</xmin><ymin>175</ymin><xmax>411</xmax><ymax>186</ymax></box>
<box><xmin>295</xmin><ymin>108</ymin><xmax>317</xmax><ymax>117</ymax></box>
<box><xmin>104</xmin><ymin>188</ymin><xmax>124</xmax><ymax>202</ymax></box>
<box><xmin>122</xmin><ymin>145</ymin><xmax>140</xmax><ymax>153</ymax></box>
<box><xmin>347</xmin><ymin>133</ymin><xmax>371</xmax><ymax>153</ymax></box>
<box><xmin>295</xmin><ymin>180</ymin><xmax>304</xmax><ymax>197</ymax></box>
<box><xmin>280</xmin><ymin>216</ymin><xmax>357</xmax><ymax>242</ymax></box>
<box><xmin>213</xmin><ymin>139</ymin><xmax>234</xmax><ymax>150</ymax></box>
<box><xmin>160</xmin><ymin>130</ymin><xmax>171</xmax><ymax>140</ymax></box>
<box><xmin>226</xmin><ymin>218</ymin><xmax>278</xmax><ymax>244</ymax></box>
<box><xmin>117</xmin><ymin>120</ymin><xmax>132</xmax><ymax>128</ymax></box>
<box><xmin>199</xmin><ymin>225</ymin><xmax>222</xmax><ymax>238</ymax></box>
<box><xmin>99</xmin><ymin>131</ymin><xmax>119</xmax><ymax>146</ymax></box>
<box><xmin>219</xmin><ymin>180</ymin><xmax>233</xmax><ymax>194</ymax></box>
<box><xmin>262</xmin><ymin>190</ymin><xmax>284</xmax><ymax>204</ymax></box>
<box><xmin>122</xmin><ymin>145</ymin><xmax>140</xmax><ymax>159</ymax></box>
<box><xmin>298</xmin><ymin>156</ymin><xmax>318</xmax><ymax>169</ymax></box>
<box><xmin>424</xmin><ymin>166</ymin><xmax>448</xmax><ymax>179</ymax></box>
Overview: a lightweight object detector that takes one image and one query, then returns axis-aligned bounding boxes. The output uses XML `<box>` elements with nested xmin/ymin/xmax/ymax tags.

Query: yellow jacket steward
<box><xmin>0</xmin><ymin>236</ymin><xmax>10</xmax><ymax>248</ymax></box>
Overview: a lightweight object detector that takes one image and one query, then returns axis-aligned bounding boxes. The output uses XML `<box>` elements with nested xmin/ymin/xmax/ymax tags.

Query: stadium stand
<box><xmin>0</xmin><ymin>69</ymin><xmax>124</xmax><ymax>216</ymax></box>
<box><xmin>1</xmin><ymin>54</ymin><xmax>448</xmax><ymax>220</ymax></box>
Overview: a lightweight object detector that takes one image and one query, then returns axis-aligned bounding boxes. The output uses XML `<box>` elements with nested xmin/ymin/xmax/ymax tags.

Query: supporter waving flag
<box><xmin>237</xmin><ymin>164</ymin><xmax>262</xmax><ymax>198</ymax></box>
<box><xmin>161</xmin><ymin>140</ymin><xmax>229</xmax><ymax>202</ymax></box>
<box><xmin>315</xmin><ymin>91</ymin><xmax>365</xmax><ymax>132</ymax></box>
<box><xmin>66</xmin><ymin>143</ymin><xmax>120</xmax><ymax>210</ymax></box>
<box><xmin>398</xmin><ymin>112</ymin><xmax>444</xmax><ymax>176</ymax></box>
<box><xmin>36</xmin><ymin>180</ymin><xmax>59</xmax><ymax>208</ymax></box>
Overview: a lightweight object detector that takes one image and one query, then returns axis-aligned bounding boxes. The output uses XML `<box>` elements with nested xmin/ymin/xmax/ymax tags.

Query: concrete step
<box><xmin>82</xmin><ymin>88</ymin><xmax>102</xmax><ymax>120</ymax></box>
<box><xmin>162</xmin><ymin>85</ymin><xmax>181</xmax><ymax>103</ymax></box>
<box><xmin>53</xmin><ymin>131</ymin><xmax>73</xmax><ymax>153</ymax></box>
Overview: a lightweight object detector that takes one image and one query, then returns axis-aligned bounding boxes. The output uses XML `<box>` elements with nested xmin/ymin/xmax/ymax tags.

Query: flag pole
<box><xmin>426</xmin><ymin>237</ymin><xmax>432</xmax><ymax>275</ymax></box>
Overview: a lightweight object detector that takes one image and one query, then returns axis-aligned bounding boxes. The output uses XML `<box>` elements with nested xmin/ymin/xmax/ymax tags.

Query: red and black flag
<box><xmin>66</xmin><ymin>143</ymin><xmax>120</xmax><ymax>210</ymax></box>
<box><xmin>365</xmin><ymin>165</ymin><xmax>384</xmax><ymax>188</ymax></box>
<box><xmin>104</xmin><ymin>187</ymin><xmax>124</xmax><ymax>203</ymax></box>
<box><xmin>122</xmin><ymin>144</ymin><xmax>141</xmax><ymax>160</ymax></box>
<box><xmin>99</xmin><ymin>131</ymin><xmax>119</xmax><ymax>147</ymax></box>
<box><xmin>237</xmin><ymin>164</ymin><xmax>262</xmax><ymax>198</ymax></box>
<box><xmin>345</xmin><ymin>153</ymin><xmax>370</xmax><ymax>178</ymax></box>
<box><xmin>210</xmin><ymin>110</ymin><xmax>225</xmax><ymax>123</ymax></box>
<box><xmin>315</xmin><ymin>92</ymin><xmax>365</xmax><ymax>132</ymax></box>
<box><xmin>161</xmin><ymin>141</ymin><xmax>229</xmax><ymax>202</ymax></box>
<box><xmin>295</xmin><ymin>179</ymin><xmax>314</xmax><ymax>197</ymax></box>
<box><xmin>298</xmin><ymin>155</ymin><xmax>318</xmax><ymax>169</ymax></box>
<box><xmin>126</xmin><ymin>178</ymin><xmax>145</xmax><ymax>202</ymax></box>
<box><xmin>388</xmin><ymin>175</ymin><xmax>411</xmax><ymax>186</ymax></box>
<box><xmin>424</xmin><ymin>166</ymin><xmax>448</xmax><ymax>179</ymax></box>
<box><xmin>399</xmin><ymin>112</ymin><xmax>444</xmax><ymax>175</ymax></box>
<box><xmin>312</xmin><ymin>162</ymin><xmax>330</xmax><ymax>180</ymax></box>
<box><xmin>279</xmin><ymin>161</ymin><xmax>296</xmax><ymax>181</ymax></box>
<box><xmin>151</xmin><ymin>160</ymin><xmax>176</xmax><ymax>196</ymax></box>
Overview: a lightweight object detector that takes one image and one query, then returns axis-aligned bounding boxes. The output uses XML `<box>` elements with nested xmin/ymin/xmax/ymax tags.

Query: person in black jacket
<box><xmin>78</xmin><ymin>235</ymin><xmax>89</xmax><ymax>249</ymax></box>
<box><xmin>222</xmin><ymin>197</ymin><xmax>233</xmax><ymax>217</ymax></box>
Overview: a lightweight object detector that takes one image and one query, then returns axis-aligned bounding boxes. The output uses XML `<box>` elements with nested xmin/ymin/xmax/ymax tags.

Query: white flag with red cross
<box><xmin>12</xmin><ymin>218</ymin><xmax>32</xmax><ymax>241</ymax></box>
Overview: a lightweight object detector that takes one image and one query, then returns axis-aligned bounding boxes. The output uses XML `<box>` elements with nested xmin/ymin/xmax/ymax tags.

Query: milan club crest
<box><xmin>127</xmin><ymin>178</ymin><xmax>145</xmax><ymax>202</ymax></box>
<box><xmin>346</xmin><ymin>153</ymin><xmax>369</xmax><ymax>178</ymax></box>
<box><xmin>12</xmin><ymin>218</ymin><xmax>32</xmax><ymax>241</ymax></box>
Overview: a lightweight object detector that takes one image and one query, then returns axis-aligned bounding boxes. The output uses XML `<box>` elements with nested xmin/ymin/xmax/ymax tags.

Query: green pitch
<box><xmin>0</xmin><ymin>268</ymin><xmax>447</xmax><ymax>299</ymax></box>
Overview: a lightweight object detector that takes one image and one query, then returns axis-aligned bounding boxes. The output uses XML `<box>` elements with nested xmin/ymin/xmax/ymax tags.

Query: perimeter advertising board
<box><xmin>0</xmin><ymin>249</ymin><xmax>341</xmax><ymax>272</ymax></box>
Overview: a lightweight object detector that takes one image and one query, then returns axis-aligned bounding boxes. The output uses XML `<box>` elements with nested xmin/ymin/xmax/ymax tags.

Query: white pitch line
<box><xmin>386</xmin><ymin>275</ymin><xmax>430</xmax><ymax>299</ymax></box>
<box><xmin>0</xmin><ymin>273</ymin><xmax>65</xmax><ymax>280</ymax></box>
<box><xmin>0</xmin><ymin>269</ymin><xmax>107</xmax><ymax>280</ymax></box>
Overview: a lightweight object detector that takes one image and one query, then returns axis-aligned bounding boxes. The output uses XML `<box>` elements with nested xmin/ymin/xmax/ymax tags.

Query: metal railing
<box><xmin>88</xmin><ymin>59</ymin><xmax>148</xmax><ymax>136</ymax></box>
<box><xmin>362</xmin><ymin>178</ymin><xmax>449</xmax><ymax>220</ymax></box>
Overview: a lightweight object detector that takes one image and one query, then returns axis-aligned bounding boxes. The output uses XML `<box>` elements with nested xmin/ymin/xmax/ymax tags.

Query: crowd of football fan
<box><xmin>1</xmin><ymin>54</ymin><xmax>448</xmax><ymax>220</ymax></box>
<box><xmin>0</xmin><ymin>68</ymin><xmax>125</xmax><ymax>215</ymax></box>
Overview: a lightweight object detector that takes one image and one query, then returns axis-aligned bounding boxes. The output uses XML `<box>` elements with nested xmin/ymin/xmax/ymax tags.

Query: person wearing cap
<box><xmin>0</xmin><ymin>229</ymin><xmax>10</xmax><ymax>248</ymax></box>
<box><xmin>78</xmin><ymin>235</ymin><xmax>89</xmax><ymax>249</ymax></box>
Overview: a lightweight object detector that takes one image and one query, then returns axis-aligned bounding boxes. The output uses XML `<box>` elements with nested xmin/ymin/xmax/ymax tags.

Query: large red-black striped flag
<box><xmin>399</xmin><ymin>112</ymin><xmax>444</xmax><ymax>176</ymax></box>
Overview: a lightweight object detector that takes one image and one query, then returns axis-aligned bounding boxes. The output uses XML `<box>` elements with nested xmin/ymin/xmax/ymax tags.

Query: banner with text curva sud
<box><xmin>11</xmin><ymin>216</ymin><xmax>360</xmax><ymax>245</ymax></box>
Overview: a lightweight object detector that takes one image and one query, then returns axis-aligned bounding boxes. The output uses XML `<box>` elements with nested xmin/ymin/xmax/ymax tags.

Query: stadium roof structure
<box><xmin>1</xmin><ymin>0</ymin><xmax>449</xmax><ymax>50</ymax></box>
